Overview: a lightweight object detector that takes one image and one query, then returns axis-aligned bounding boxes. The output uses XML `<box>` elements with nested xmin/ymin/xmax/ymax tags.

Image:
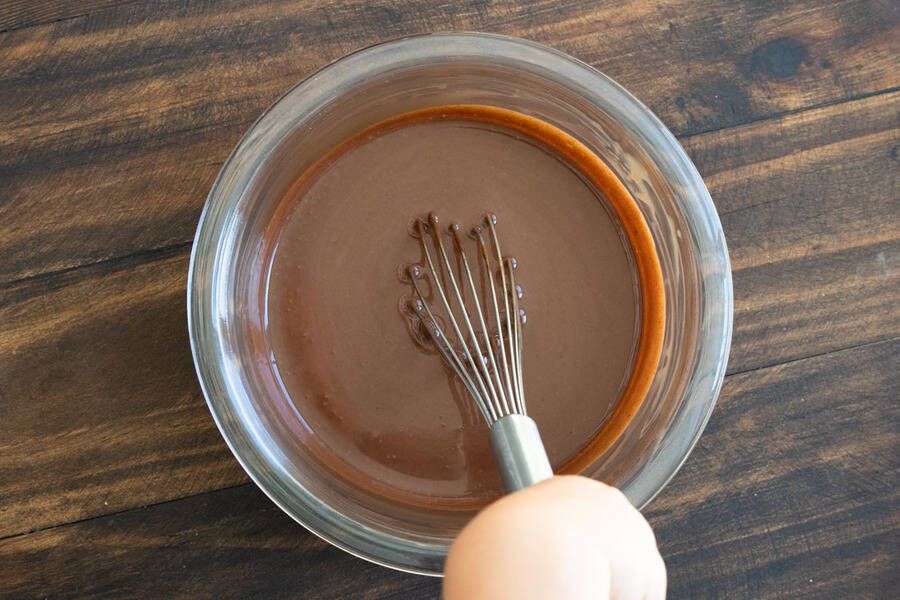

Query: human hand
<box><xmin>443</xmin><ymin>475</ymin><xmax>666</xmax><ymax>599</ymax></box>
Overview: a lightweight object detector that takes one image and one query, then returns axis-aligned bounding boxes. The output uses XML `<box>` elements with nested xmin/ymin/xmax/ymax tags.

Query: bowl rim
<box><xmin>187</xmin><ymin>31</ymin><xmax>733</xmax><ymax>575</ymax></box>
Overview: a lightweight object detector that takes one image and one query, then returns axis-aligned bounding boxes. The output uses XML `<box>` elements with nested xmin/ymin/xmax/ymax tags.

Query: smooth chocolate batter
<box><xmin>254</xmin><ymin>106</ymin><xmax>662</xmax><ymax>508</ymax></box>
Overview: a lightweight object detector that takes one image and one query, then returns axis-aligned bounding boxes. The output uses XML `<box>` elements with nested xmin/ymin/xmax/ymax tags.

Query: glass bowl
<box><xmin>188</xmin><ymin>32</ymin><xmax>732</xmax><ymax>575</ymax></box>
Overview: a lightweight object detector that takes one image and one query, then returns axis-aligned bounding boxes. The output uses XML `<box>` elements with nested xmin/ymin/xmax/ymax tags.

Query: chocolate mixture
<box><xmin>256</xmin><ymin>108</ymin><xmax>643</xmax><ymax>506</ymax></box>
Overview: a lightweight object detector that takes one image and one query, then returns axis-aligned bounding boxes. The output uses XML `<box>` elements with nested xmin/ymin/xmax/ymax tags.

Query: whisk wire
<box><xmin>451</xmin><ymin>228</ymin><xmax>514</xmax><ymax>417</ymax></box>
<box><xmin>427</xmin><ymin>218</ymin><xmax>507</xmax><ymax>417</ymax></box>
<box><xmin>412</xmin><ymin>220</ymin><xmax>498</xmax><ymax>422</ymax></box>
<box><xmin>473</xmin><ymin>228</ymin><xmax>518</xmax><ymax>415</ymax></box>
<box><xmin>409</xmin><ymin>274</ymin><xmax>494</xmax><ymax>423</ymax></box>
<box><xmin>408</xmin><ymin>214</ymin><xmax>526</xmax><ymax>427</ymax></box>
<box><xmin>506</xmin><ymin>258</ymin><xmax>526</xmax><ymax>414</ymax></box>
<box><xmin>487</xmin><ymin>218</ymin><xmax>522</xmax><ymax>415</ymax></box>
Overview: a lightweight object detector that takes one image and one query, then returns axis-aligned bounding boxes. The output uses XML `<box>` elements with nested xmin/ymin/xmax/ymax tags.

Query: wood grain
<box><xmin>0</xmin><ymin>0</ymin><xmax>134</xmax><ymax>33</ymax></box>
<box><xmin>1</xmin><ymin>1</ymin><xmax>898</xmax><ymax>597</ymax></box>
<box><xmin>681</xmin><ymin>90</ymin><xmax>900</xmax><ymax>373</ymax></box>
<box><xmin>648</xmin><ymin>338</ymin><xmax>899</xmax><ymax>599</ymax></box>
<box><xmin>0</xmin><ymin>481</ymin><xmax>442</xmax><ymax>600</ymax></box>
<box><xmin>0</xmin><ymin>0</ymin><xmax>897</xmax><ymax>283</ymax></box>
<box><xmin>2</xmin><ymin>87</ymin><xmax>897</xmax><ymax>540</ymax></box>
<box><xmin>0</xmin><ymin>249</ymin><xmax>247</xmax><ymax>538</ymax></box>
<box><xmin>1</xmin><ymin>339</ymin><xmax>895</xmax><ymax>599</ymax></box>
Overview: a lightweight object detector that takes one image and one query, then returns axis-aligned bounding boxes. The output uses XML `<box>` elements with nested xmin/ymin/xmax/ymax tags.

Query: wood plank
<box><xmin>0</xmin><ymin>0</ymin><xmax>133</xmax><ymax>33</ymax></box>
<box><xmin>728</xmin><ymin>239</ymin><xmax>899</xmax><ymax>375</ymax></box>
<box><xmin>0</xmin><ymin>0</ymin><xmax>897</xmax><ymax>282</ymax></box>
<box><xmin>1</xmin><ymin>89</ymin><xmax>896</xmax><ymax>538</ymax></box>
<box><xmin>647</xmin><ymin>338</ymin><xmax>899</xmax><ymax>599</ymax></box>
<box><xmin>0</xmin><ymin>249</ymin><xmax>248</xmax><ymax>538</ymax></box>
<box><xmin>0</xmin><ymin>483</ymin><xmax>442</xmax><ymax>600</ymax></box>
<box><xmin>1</xmin><ymin>339</ymin><xmax>894</xmax><ymax>599</ymax></box>
<box><xmin>679</xmin><ymin>90</ymin><xmax>900</xmax><ymax>373</ymax></box>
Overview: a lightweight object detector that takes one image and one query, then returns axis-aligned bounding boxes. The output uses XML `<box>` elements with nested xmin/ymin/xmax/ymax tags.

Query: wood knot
<box><xmin>750</xmin><ymin>38</ymin><xmax>810</xmax><ymax>79</ymax></box>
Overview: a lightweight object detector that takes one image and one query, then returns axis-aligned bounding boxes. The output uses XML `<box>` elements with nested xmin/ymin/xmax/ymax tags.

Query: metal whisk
<box><xmin>406</xmin><ymin>213</ymin><xmax>553</xmax><ymax>493</ymax></box>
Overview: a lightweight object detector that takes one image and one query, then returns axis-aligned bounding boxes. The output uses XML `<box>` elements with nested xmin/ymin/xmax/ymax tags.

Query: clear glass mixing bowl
<box><xmin>188</xmin><ymin>32</ymin><xmax>732</xmax><ymax>575</ymax></box>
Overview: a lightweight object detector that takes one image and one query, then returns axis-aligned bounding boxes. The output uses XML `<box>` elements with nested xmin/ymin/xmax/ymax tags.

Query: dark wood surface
<box><xmin>1</xmin><ymin>1</ymin><xmax>897</xmax><ymax>598</ymax></box>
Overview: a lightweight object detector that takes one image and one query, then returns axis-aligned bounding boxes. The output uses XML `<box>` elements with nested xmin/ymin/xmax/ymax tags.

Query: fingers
<box><xmin>443</xmin><ymin>476</ymin><xmax>667</xmax><ymax>600</ymax></box>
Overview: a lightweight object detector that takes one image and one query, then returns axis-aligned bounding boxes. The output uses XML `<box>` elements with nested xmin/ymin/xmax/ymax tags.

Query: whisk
<box><xmin>406</xmin><ymin>213</ymin><xmax>553</xmax><ymax>493</ymax></box>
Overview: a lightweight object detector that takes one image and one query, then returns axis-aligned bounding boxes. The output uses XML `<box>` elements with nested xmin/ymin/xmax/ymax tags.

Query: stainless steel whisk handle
<box><xmin>488</xmin><ymin>414</ymin><xmax>553</xmax><ymax>493</ymax></box>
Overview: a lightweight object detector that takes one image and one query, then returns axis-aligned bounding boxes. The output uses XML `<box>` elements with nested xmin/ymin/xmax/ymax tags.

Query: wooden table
<box><xmin>1</xmin><ymin>1</ymin><xmax>897</xmax><ymax>598</ymax></box>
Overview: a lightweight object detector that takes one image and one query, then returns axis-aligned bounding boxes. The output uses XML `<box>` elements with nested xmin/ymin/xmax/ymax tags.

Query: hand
<box><xmin>444</xmin><ymin>475</ymin><xmax>666</xmax><ymax>599</ymax></box>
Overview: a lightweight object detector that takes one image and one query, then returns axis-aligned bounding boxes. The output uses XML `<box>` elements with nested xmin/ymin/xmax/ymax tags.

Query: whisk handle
<box><xmin>488</xmin><ymin>414</ymin><xmax>553</xmax><ymax>493</ymax></box>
